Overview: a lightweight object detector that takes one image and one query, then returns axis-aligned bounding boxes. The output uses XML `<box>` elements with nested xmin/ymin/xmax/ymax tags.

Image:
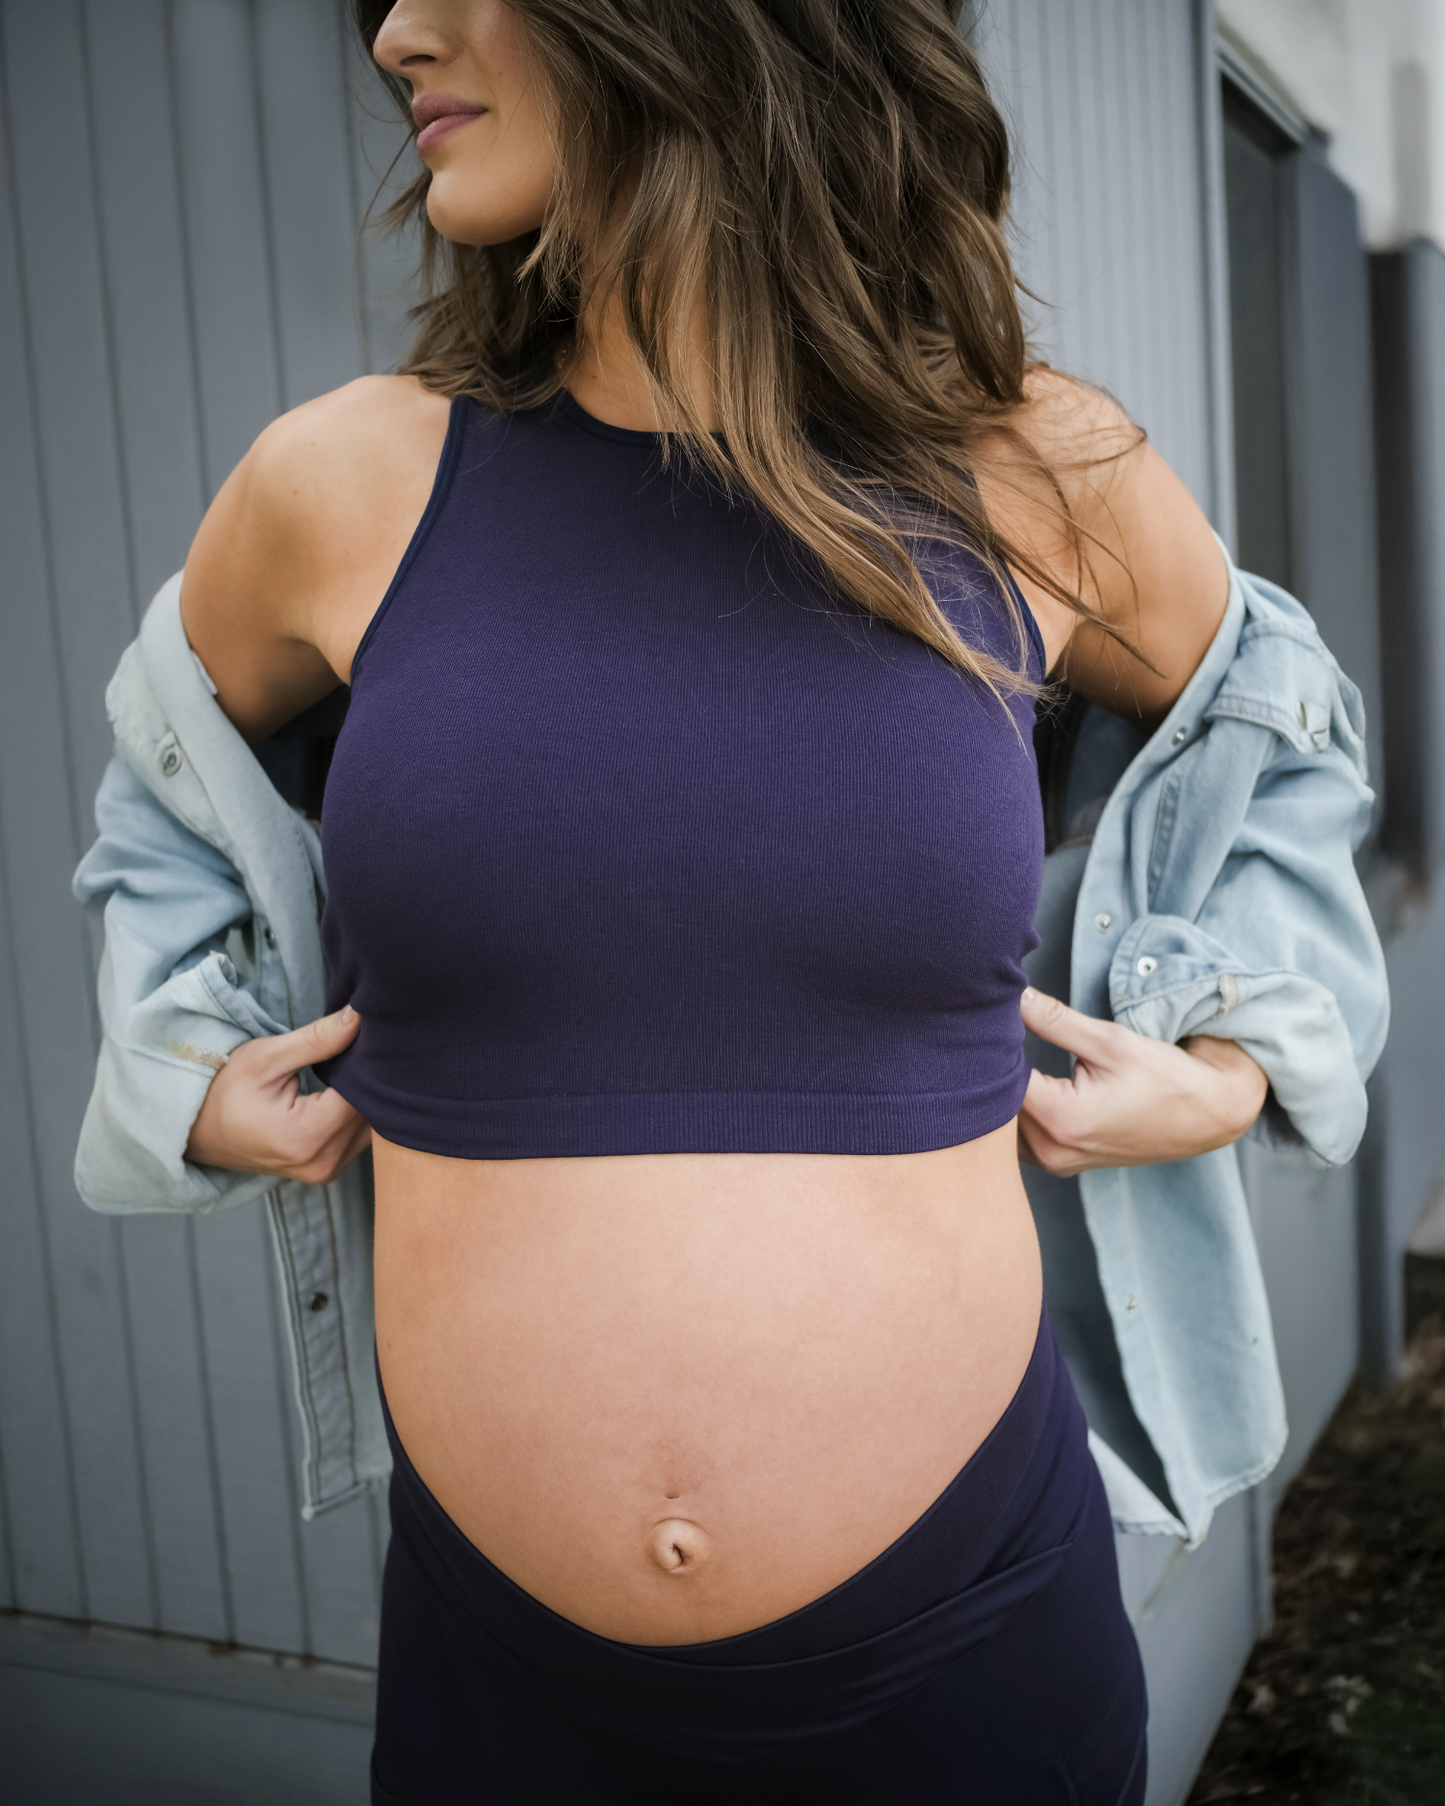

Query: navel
<box><xmin>648</xmin><ymin>1517</ymin><xmax>711</xmax><ymax>1574</ymax></box>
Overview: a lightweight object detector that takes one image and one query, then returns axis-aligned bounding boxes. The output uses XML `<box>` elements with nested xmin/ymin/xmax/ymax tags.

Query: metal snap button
<box><xmin>1094</xmin><ymin>912</ymin><xmax>1112</xmax><ymax>933</ymax></box>
<box><xmin>1172</xmin><ymin>726</ymin><xmax>1188</xmax><ymax>744</ymax></box>
<box><xmin>1137</xmin><ymin>955</ymin><xmax>1158</xmax><ymax>976</ymax></box>
<box><xmin>263</xmin><ymin>926</ymin><xmax>277</xmax><ymax>949</ymax></box>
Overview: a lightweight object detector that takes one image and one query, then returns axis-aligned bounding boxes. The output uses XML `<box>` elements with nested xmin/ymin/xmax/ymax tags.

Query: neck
<box><xmin>562</xmin><ymin>280</ymin><xmax>719</xmax><ymax>436</ymax></box>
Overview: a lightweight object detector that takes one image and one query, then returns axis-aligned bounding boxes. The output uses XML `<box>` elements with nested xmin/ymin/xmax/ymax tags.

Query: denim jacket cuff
<box><xmin>76</xmin><ymin>950</ymin><xmax>288</xmax><ymax>1214</ymax></box>
<box><xmin>1107</xmin><ymin>914</ymin><xmax>1367</xmax><ymax>1167</ymax></box>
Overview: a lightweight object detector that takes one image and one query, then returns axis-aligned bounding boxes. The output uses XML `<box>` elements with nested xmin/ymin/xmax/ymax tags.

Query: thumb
<box><xmin>1019</xmin><ymin>987</ymin><xmax>1115</xmax><ymax>1063</ymax></box>
<box><xmin>256</xmin><ymin>1004</ymin><xmax>362</xmax><ymax>1078</ymax></box>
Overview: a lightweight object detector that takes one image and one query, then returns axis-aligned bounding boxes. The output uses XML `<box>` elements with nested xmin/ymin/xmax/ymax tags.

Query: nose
<box><xmin>373</xmin><ymin>3</ymin><xmax>453</xmax><ymax>77</ymax></box>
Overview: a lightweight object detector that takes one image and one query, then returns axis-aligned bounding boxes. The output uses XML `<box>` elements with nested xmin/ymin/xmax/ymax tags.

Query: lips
<box><xmin>412</xmin><ymin>92</ymin><xmax>486</xmax><ymax>155</ymax></box>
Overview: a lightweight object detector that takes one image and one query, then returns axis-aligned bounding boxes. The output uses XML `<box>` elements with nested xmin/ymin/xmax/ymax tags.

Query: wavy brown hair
<box><xmin>352</xmin><ymin>0</ymin><xmax>1118</xmax><ymax>695</ymax></box>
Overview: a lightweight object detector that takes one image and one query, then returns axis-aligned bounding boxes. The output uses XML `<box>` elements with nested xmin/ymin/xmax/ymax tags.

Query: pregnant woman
<box><xmin>171</xmin><ymin>1</ymin><xmax>1271</xmax><ymax>1799</ymax></box>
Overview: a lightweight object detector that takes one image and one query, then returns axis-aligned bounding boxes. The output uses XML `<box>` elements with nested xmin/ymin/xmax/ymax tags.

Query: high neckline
<box><xmin>551</xmin><ymin>388</ymin><xmax>669</xmax><ymax>446</ymax></box>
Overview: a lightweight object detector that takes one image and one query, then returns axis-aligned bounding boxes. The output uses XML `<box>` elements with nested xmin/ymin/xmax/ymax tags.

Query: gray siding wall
<box><xmin>0</xmin><ymin>0</ymin><xmax>409</xmax><ymax>1660</ymax></box>
<box><xmin>985</xmin><ymin>0</ymin><xmax>1220</xmax><ymax>515</ymax></box>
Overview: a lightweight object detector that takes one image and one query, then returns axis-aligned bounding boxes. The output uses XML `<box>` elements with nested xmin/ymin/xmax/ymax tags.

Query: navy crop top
<box><xmin>317</xmin><ymin>392</ymin><xmax>1045</xmax><ymax>1158</ymax></box>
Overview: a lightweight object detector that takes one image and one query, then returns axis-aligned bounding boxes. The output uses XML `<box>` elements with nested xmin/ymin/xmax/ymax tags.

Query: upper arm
<box><xmin>181</xmin><ymin>375</ymin><xmax>451</xmax><ymax>743</ymax></box>
<box><xmin>974</xmin><ymin>370</ymin><xmax>1229</xmax><ymax>726</ymax></box>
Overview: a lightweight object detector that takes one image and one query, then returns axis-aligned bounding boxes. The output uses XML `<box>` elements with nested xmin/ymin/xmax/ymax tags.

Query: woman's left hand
<box><xmin>1017</xmin><ymin>987</ymin><xmax>1269</xmax><ymax>1177</ymax></box>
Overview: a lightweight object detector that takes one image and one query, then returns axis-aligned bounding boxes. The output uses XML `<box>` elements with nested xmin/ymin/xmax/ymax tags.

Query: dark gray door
<box><xmin>1223</xmin><ymin>82</ymin><xmax>1384</xmax><ymax>794</ymax></box>
<box><xmin>1372</xmin><ymin>241</ymin><xmax>1445</xmax><ymax>880</ymax></box>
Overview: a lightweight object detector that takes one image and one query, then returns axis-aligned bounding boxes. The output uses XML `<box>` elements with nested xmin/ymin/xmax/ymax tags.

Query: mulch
<box><xmin>1187</xmin><ymin>1315</ymin><xmax>1445</xmax><ymax>1804</ymax></box>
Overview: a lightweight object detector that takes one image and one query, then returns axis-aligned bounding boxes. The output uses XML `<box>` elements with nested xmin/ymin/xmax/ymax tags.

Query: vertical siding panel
<box><xmin>991</xmin><ymin>0</ymin><xmax>1214</xmax><ymax>495</ymax></box>
<box><xmin>118</xmin><ymin>1217</ymin><xmax>232</xmax><ymax>1641</ymax></box>
<box><xmin>1099</xmin><ymin>0</ymin><xmax>1132</xmax><ymax>392</ymax></box>
<box><xmin>168</xmin><ymin>0</ymin><xmax>283</xmax><ymax>496</ymax></box>
<box><xmin>1182</xmin><ymin>4</ymin><xmax>1215</xmax><ymax>501</ymax></box>
<box><xmin>0</xmin><ymin>0</ymin><xmax>156</xmax><ymax>1632</ymax></box>
<box><xmin>1054</xmin><ymin>0</ymin><xmax>1091</xmax><ymax>378</ymax></box>
<box><xmin>293</xmin><ymin>1419</ymin><xmax>382</xmax><ymax>1667</ymax></box>
<box><xmin>1091</xmin><ymin>0</ymin><xmax>1125</xmax><ymax>392</ymax></box>
<box><xmin>1128</xmin><ymin>0</ymin><xmax>1161</xmax><ymax>422</ymax></box>
<box><xmin>0</xmin><ymin>18</ymin><xmax>90</xmax><ymax>1629</ymax></box>
<box><xmin>1139</xmin><ymin>0</ymin><xmax>1175</xmax><ymax>456</ymax></box>
<box><xmin>0</xmin><ymin>865</ymin><xmax>85</xmax><ymax>1621</ymax></box>
<box><xmin>0</xmin><ymin>1430</ymin><xmax>15</xmax><ymax>1608</ymax></box>
<box><xmin>81</xmin><ymin>0</ymin><xmax>235</xmax><ymax>1645</ymax></box>
<box><xmin>254</xmin><ymin>0</ymin><xmax>367</xmax><ymax>408</ymax></box>
<box><xmin>987</xmin><ymin>1</ymin><xmax>1027</xmax><ymax>292</ymax></box>
<box><xmin>1116</xmin><ymin>0</ymin><xmax>1152</xmax><ymax>416</ymax></box>
<box><xmin>1021</xmin><ymin>0</ymin><xmax>1062</xmax><ymax>361</ymax></box>
<box><xmin>1157</xmin><ymin>3</ymin><xmax>1191</xmax><ymax>476</ymax></box>
<box><xmin>344</xmin><ymin>29</ymin><xmax>420</xmax><ymax>377</ymax></box>
<box><xmin>1076</xmin><ymin>0</ymin><xmax>1110</xmax><ymax>382</ymax></box>
<box><xmin>1027</xmin><ymin>0</ymin><xmax>1062</xmax><ymax>360</ymax></box>
<box><xmin>3</xmin><ymin>0</ymin><xmax>140</xmax><ymax>818</ymax></box>
<box><xmin>83</xmin><ymin>0</ymin><xmax>208</xmax><ymax>606</ymax></box>
<box><xmin>1158</xmin><ymin>5</ymin><xmax>1202</xmax><ymax>493</ymax></box>
<box><xmin>1067</xmin><ymin>0</ymin><xmax>1101</xmax><ymax>379</ymax></box>
<box><xmin>1023</xmin><ymin>0</ymin><xmax>1062</xmax><ymax>355</ymax></box>
<box><xmin>987</xmin><ymin>0</ymin><xmax>1053</xmax><ymax>355</ymax></box>
<box><xmin>0</xmin><ymin>39</ymin><xmax>86</xmax><ymax>1626</ymax></box>
<box><xmin>1164</xmin><ymin>0</ymin><xmax>1202</xmax><ymax>480</ymax></box>
<box><xmin>165</xmin><ymin>0</ymin><xmax>312</xmax><ymax>1657</ymax></box>
<box><xmin>193</xmin><ymin>1204</ymin><xmax>308</xmax><ymax>1654</ymax></box>
<box><xmin>1136</xmin><ymin>0</ymin><xmax>1165</xmax><ymax>419</ymax></box>
<box><xmin>297</xmin><ymin>1498</ymin><xmax>382</xmax><ymax>1667</ymax></box>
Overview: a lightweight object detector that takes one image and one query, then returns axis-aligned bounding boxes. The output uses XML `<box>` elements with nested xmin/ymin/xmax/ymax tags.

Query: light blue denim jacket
<box><xmin>73</xmin><ymin>557</ymin><xmax>1388</xmax><ymax>1534</ymax></box>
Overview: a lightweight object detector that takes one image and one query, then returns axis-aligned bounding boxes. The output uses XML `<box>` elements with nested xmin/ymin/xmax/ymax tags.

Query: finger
<box><xmin>298</xmin><ymin>1115</ymin><xmax>372</xmax><ymax>1187</ymax></box>
<box><xmin>1016</xmin><ymin>1076</ymin><xmax>1076</xmax><ymax>1175</ymax></box>
<box><xmin>275</xmin><ymin>1088</ymin><xmax>368</xmax><ymax>1182</ymax></box>
<box><xmin>254</xmin><ymin>1004</ymin><xmax>362</xmax><ymax>1080</ymax></box>
<box><xmin>1015</xmin><ymin>1114</ymin><xmax>1045</xmax><ymax>1169</ymax></box>
<box><xmin>1019</xmin><ymin>987</ymin><xmax>1118</xmax><ymax>1063</ymax></box>
<box><xmin>288</xmin><ymin>1083</ymin><xmax>366</xmax><ymax>1147</ymax></box>
<box><xmin>1019</xmin><ymin>1066</ymin><xmax>1084</xmax><ymax>1135</ymax></box>
<box><xmin>335</xmin><ymin>1115</ymin><xmax>374</xmax><ymax>1176</ymax></box>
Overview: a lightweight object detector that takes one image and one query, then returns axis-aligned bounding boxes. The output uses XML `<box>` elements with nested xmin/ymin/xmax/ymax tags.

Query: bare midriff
<box><xmin>373</xmin><ymin>1122</ymin><xmax>1043</xmax><ymax>1647</ymax></box>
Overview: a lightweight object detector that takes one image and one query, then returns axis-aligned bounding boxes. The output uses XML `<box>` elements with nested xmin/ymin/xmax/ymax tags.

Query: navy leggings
<box><xmin>371</xmin><ymin>1309</ymin><xmax>1147</xmax><ymax>1804</ymax></box>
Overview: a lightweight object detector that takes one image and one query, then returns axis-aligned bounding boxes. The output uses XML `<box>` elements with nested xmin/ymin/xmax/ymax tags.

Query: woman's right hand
<box><xmin>184</xmin><ymin>1004</ymin><xmax>371</xmax><ymax>1184</ymax></box>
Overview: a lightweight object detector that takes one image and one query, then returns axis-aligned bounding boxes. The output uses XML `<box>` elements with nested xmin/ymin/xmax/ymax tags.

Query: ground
<box><xmin>1188</xmin><ymin>1317</ymin><xmax>1445</xmax><ymax>1805</ymax></box>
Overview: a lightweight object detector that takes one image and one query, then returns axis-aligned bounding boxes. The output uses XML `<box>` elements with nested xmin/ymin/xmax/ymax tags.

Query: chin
<box><xmin>425</xmin><ymin>176</ymin><xmax>548</xmax><ymax>249</ymax></box>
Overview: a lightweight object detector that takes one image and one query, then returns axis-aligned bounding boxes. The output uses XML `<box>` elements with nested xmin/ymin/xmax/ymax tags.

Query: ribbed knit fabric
<box><xmin>318</xmin><ymin>392</ymin><xmax>1045</xmax><ymax>1158</ymax></box>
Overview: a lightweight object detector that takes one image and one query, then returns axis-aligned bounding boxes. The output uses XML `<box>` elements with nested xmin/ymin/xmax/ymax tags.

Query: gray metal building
<box><xmin>1</xmin><ymin>3</ymin><xmax>1440</xmax><ymax>1802</ymax></box>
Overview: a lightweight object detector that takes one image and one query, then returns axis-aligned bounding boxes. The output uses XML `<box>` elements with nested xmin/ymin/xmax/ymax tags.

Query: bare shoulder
<box><xmin>246</xmin><ymin>373</ymin><xmax>451</xmax><ymax>506</ymax></box>
<box><xmin>1011</xmin><ymin>366</ymin><xmax>1142</xmax><ymax>472</ymax></box>
<box><xmin>183</xmin><ymin>375</ymin><xmax>452</xmax><ymax>740</ymax></box>
<box><xmin>972</xmin><ymin>368</ymin><xmax>1146</xmax><ymax>577</ymax></box>
<box><xmin>974</xmin><ymin>367</ymin><xmax>1228</xmax><ymax>724</ymax></box>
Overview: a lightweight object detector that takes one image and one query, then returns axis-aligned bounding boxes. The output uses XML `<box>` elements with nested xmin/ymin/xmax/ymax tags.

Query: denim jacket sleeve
<box><xmin>1045</xmin><ymin>553</ymin><xmax>1391</xmax><ymax>1544</ymax></box>
<box><xmin>72</xmin><ymin>753</ymin><xmax>288</xmax><ymax>1212</ymax></box>
<box><xmin>1097</xmin><ymin>577</ymin><xmax>1387</xmax><ymax>1166</ymax></box>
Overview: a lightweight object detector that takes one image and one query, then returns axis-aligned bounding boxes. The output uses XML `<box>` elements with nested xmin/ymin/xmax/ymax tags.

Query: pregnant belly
<box><xmin>372</xmin><ymin>1126</ymin><xmax>1042</xmax><ymax>1646</ymax></box>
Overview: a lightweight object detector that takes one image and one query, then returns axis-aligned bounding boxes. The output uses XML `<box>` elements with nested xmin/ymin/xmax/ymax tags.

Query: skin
<box><xmin>183</xmin><ymin>0</ymin><xmax>1267</xmax><ymax>1642</ymax></box>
